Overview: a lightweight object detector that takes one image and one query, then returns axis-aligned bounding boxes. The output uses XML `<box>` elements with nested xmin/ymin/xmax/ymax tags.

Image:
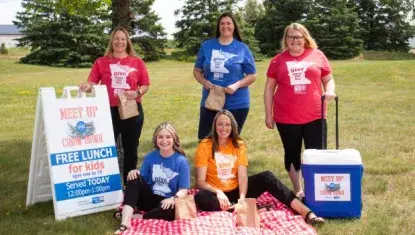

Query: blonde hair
<box><xmin>281</xmin><ymin>23</ymin><xmax>318</xmax><ymax>51</ymax></box>
<box><xmin>104</xmin><ymin>27</ymin><xmax>136</xmax><ymax>57</ymax></box>
<box><xmin>152</xmin><ymin>122</ymin><xmax>186</xmax><ymax>157</ymax></box>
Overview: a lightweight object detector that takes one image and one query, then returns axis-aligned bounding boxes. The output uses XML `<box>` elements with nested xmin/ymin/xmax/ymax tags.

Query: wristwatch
<box><xmin>136</xmin><ymin>90</ymin><xmax>141</xmax><ymax>97</ymax></box>
<box><xmin>173</xmin><ymin>195</ymin><xmax>179</xmax><ymax>199</ymax></box>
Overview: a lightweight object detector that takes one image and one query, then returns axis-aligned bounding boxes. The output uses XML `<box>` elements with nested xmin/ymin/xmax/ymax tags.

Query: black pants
<box><xmin>198</xmin><ymin>106</ymin><xmax>249</xmax><ymax>140</ymax></box>
<box><xmin>123</xmin><ymin>176</ymin><xmax>175</xmax><ymax>221</ymax></box>
<box><xmin>276</xmin><ymin>118</ymin><xmax>327</xmax><ymax>171</ymax></box>
<box><xmin>111</xmin><ymin>102</ymin><xmax>144</xmax><ymax>183</ymax></box>
<box><xmin>194</xmin><ymin>171</ymin><xmax>296</xmax><ymax>211</ymax></box>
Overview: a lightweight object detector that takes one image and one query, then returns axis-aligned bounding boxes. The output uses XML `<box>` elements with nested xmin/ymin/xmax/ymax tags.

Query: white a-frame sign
<box><xmin>26</xmin><ymin>86</ymin><xmax>123</xmax><ymax>220</ymax></box>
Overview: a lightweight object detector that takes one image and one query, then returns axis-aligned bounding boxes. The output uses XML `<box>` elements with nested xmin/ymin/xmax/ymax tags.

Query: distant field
<box><xmin>0</xmin><ymin>50</ymin><xmax>414</xmax><ymax>235</ymax></box>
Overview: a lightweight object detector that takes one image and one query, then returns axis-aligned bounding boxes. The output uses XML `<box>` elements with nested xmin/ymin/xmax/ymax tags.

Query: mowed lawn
<box><xmin>0</xmin><ymin>51</ymin><xmax>414</xmax><ymax>235</ymax></box>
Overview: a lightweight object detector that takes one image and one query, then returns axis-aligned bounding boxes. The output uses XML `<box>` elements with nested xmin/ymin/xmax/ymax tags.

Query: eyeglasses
<box><xmin>286</xmin><ymin>35</ymin><xmax>304</xmax><ymax>41</ymax></box>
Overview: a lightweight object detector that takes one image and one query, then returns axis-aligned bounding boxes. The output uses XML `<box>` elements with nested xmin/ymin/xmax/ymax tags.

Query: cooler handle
<box><xmin>321</xmin><ymin>95</ymin><xmax>339</xmax><ymax>150</ymax></box>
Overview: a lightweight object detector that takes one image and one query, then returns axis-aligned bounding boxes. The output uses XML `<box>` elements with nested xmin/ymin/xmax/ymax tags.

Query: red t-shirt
<box><xmin>88</xmin><ymin>56</ymin><xmax>150</xmax><ymax>107</ymax></box>
<box><xmin>266</xmin><ymin>48</ymin><xmax>331</xmax><ymax>124</ymax></box>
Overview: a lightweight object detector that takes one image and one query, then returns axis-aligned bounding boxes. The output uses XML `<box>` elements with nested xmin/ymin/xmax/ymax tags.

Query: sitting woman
<box><xmin>194</xmin><ymin>110</ymin><xmax>324</xmax><ymax>226</ymax></box>
<box><xmin>115</xmin><ymin>123</ymin><xmax>190</xmax><ymax>234</ymax></box>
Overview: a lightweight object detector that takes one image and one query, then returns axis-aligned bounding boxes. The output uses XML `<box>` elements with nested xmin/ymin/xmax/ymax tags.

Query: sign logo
<box><xmin>325</xmin><ymin>182</ymin><xmax>341</xmax><ymax>192</ymax></box>
<box><xmin>68</xmin><ymin>121</ymin><xmax>95</xmax><ymax>139</ymax></box>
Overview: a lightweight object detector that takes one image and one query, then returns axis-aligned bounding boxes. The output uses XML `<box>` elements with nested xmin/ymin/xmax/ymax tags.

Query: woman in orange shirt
<box><xmin>194</xmin><ymin>110</ymin><xmax>324</xmax><ymax>226</ymax></box>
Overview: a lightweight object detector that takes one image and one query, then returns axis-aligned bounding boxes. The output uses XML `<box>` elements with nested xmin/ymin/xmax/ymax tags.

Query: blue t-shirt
<box><xmin>195</xmin><ymin>38</ymin><xmax>256</xmax><ymax>109</ymax></box>
<box><xmin>140</xmin><ymin>150</ymin><xmax>190</xmax><ymax>198</ymax></box>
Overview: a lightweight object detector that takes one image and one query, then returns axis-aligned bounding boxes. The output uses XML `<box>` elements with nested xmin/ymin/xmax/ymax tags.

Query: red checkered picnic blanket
<box><xmin>120</xmin><ymin>190</ymin><xmax>317</xmax><ymax>235</ymax></box>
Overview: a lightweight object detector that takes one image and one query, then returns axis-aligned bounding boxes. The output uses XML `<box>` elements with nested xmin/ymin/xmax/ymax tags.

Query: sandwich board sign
<box><xmin>26</xmin><ymin>85</ymin><xmax>123</xmax><ymax>220</ymax></box>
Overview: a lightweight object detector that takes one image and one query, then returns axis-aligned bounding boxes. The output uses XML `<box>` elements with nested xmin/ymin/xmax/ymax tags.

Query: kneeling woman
<box><xmin>116</xmin><ymin>123</ymin><xmax>190</xmax><ymax>234</ymax></box>
<box><xmin>194</xmin><ymin>110</ymin><xmax>324</xmax><ymax>225</ymax></box>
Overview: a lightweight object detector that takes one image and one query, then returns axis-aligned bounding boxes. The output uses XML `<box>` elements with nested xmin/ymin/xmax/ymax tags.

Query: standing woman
<box><xmin>264</xmin><ymin>23</ymin><xmax>336</xmax><ymax>200</ymax></box>
<box><xmin>80</xmin><ymin>27</ymin><xmax>150</xmax><ymax>184</ymax></box>
<box><xmin>194</xmin><ymin>12</ymin><xmax>257</xmax><ymax>140</ymax></box>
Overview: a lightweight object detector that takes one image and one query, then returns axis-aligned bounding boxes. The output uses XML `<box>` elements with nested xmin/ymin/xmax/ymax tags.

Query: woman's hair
<box><xmin>281</xmin><ymin>23</ymin><xmax>318</xmax><ymax>51</ymax></box>
<box><xmin>104</xmin><ymin>27</ymin><xmax>136</xmax><ymax>57</ymax></box>
<box><xmin>208</xmin><ymin>110</ymin><xmax>244</xmax><ymax>157</ymax></box>
<box><xmin>215</xmin><ymin>12</ymin><xmax>243</xmax><ymax>42</ymax></box>
<box><xmin>152</xmin><ymin>122</ymin><xmax>186</xmax><ymax>156</ymax></box>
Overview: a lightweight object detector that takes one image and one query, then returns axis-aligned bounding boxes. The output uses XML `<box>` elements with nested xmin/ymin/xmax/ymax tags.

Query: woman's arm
<box><xmin>264</xmin><ymin>78</ymin><xmax>278</xmax><ymax>129</ymax></box>
<box><xmin>195</xmin><ymin>167</ymin><xmax>222</xmax><ymax>194</ymax></box>
<box><xmin>225</xmin><ymin>73</ymin><xmax>257</xmax><ymax>95</ymax></box>
<box><xmin>175</xmin><ymin>188</ymin><xmax>188</xmax><ymax>198</ymax></box>
<box><xmin>322</xmin><ymin>74</ymin><xmax>336</xmax><ymax>101</ymax></box>
<box><xmin>193</xmin><ymin>67</ymin><xmax>213</xmax><ymax>90</ymax></box>
<box><xmin>195</xmin><ymin>166</ymin><xmax>231</xmax><ymax>210</ymax></box>
<box><xmin>237</xmin><ymin>165</ymin><xmax>248</xmax><ymax>199</ymax></box>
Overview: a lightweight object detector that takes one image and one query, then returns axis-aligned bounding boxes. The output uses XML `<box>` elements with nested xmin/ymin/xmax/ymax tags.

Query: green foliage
<box><xmin>255</xmin><ymin>0</ymin><xmax>312</xmax><ymax>56</ymax></box>
<box><xmin>130</xmin><ymin>0</ymin><xmax>167</xmax><ymax>61</ymax></box>
<box><xmin>241</xmin><ymin>0</ymin><xmax>265</xmax><ymax>26</ymax></box>
<box><xmin>350</xmin><ymin>0</ymin><xmax>415</xmax><ymax>52</ymax></box>
<box><xmin>306</xmin><ymin>0</ymin><xmax>363</xmax><ymax>59</ymax></box>
<box><xmin>0</xmin><ymin>43</ymin><xmax>8</xmax><ymax>55</ymax></box>
<box><xmin>174</xmin><ymin>0</ymin><xmax>237</xmax><ymax>55</ymax></box>
<box><xmin>13</xmin><ymin>0</ymin><xmax>110</xmax><ymax>67</ymax></box>
<box><xmin>234</xmin><ymin>10</ymin><xmax>264</xmax><ymax>61</ymax></box>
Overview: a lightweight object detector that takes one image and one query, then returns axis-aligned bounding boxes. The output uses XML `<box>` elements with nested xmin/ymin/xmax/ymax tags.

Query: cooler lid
<box><xmin>303</xmin><ymin>149</ymin><xmax>362</xmax><ymax>165</ymax></box>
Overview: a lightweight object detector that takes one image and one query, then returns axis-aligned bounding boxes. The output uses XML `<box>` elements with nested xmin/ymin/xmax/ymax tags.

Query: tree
<box><xmin>235</xmin><ymin>6</ymin><xmax>264</xmax><ymax>60</ymax></box>
<box><xmin>174</xmin><ymin>0</ymin><xmax>237</xmax><ymax>55</ymax></box>
<box><xmin>306</xmin><ymin>0</ymin><xmax>363</xmax><ymax>59</ymax></box>
<box><xmin>241</xmin><ymin>0</ymin><xmax>264</xmax><ymax>26</ymax></box>
<box><xmin>351</xmin><ymin>0</ymin><xmax>414</xmax><ymax>52</ymax></box>
<box><xmin>14</xmin><ymin>0</ymin><xmax>110</xmax><ymax>67</ymax></box>
<box><xmin>255</xmin><ymin>0</ymin><xmax>312</xmax><ymax>56</ymax></box>
<box><xmin>112</xmin><ymin>0</ymin><xmax>133</xmax><ymax>30</ymax></box>
<box><xmin>0</xmin><ymin>43</ymin><xmax>8</xmax><ymax>55</ymax></box>
<box><xmin>130</xmin><ymin>0</ymin><xmax>167</xmax><ymax>61</ymax></box>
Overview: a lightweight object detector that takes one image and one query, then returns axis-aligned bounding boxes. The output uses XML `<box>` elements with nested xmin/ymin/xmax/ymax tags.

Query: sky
<box><xmin>0</xmin><ymin>0</ymin><xmax>184</xmax><ymax>38</ymax></box>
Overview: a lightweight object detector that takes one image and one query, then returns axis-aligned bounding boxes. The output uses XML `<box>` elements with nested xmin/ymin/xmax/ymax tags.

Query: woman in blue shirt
<box><xmin>194</xmin><ymin>12</ymin><xmax>257</xmax><ymax>140</ymax></box>
<box><xmin>115</xmin><ymin>123</ymin><xmax>190</xmax><ymax>234</ymax></box>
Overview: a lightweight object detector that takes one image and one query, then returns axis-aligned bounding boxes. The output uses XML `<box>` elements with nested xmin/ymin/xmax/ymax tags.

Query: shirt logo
<box><xmin>210</xmin><ymin>49</ymin><xmax>237</xmax><ymax>74</ymax></box>
<box><xmin>110</xmin><ymin>62</ymin><xmax>137</xmax><ymax>90</ymax></box>
<box><xmin>152</xmin><ymin>163</ymin><xmax>179</xmax><ymax>196</ymax></box>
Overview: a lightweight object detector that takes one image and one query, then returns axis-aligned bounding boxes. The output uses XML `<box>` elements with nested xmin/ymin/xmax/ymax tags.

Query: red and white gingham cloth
<box><xmin>120</xmin><ymin>190</ymin><xmax>317</xmax><ymax>235</ymax></box>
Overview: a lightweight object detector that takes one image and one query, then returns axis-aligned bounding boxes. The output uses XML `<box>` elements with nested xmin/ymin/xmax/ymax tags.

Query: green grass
<box><xmin>0</xmin><ymin>50</ymin><xmax>414</xmax><ymax>235</ymax></box>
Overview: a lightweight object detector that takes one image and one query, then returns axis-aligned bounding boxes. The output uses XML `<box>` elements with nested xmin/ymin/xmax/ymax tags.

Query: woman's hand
<box><xmin>79</xmin><ymin>82</ymin><xmax>93</xmax><ymax>93</ymax></box>
<box><xmin>203</xmin><ymin>80</ymin><xmax>213</xmax><ymax>90</ymax></box>
<box><xmin>124</xmin><ymin>90</ymin><xmax>139</xmax><ymax>100</ymax></box>
<box><xmin>160</xmin><ymin>197</ymin><xmax>176</xmax><ymax>210</ymax></box>
<box><xmin>217</xmin><ymin>191</ymin><xmax>231</xmax><ymax>211</ymax></box>
<box><xmin>127</xmin><ymin>169</ymin><xmax>140</xmax><ymax>181</ymax></box>
<box><xmin>265</xmin><ymin>114</ymin><xmax>275</xmax><ymax>129</ymax></box>
<box><xmin>225</xmin><ymin>82</ymin><xmax>240</xmax><ymax>95</ymax></box>
<box><xmin>323</xmin><ymin>91</ymin><xmax>336</xmax><ymax>102</ymax></box>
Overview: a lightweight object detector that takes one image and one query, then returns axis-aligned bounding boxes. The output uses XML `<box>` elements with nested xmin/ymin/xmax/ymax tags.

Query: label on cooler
<box><xmin>314</xmin><ymin>173</ymin><xmax>351</xmax><ymax>201</ymax></box>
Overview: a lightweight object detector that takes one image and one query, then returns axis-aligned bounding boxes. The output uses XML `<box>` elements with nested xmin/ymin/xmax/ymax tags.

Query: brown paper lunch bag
<box><xmin>235</xmin><ymin>198</ymin><xmax>260</xmax><ymax>228</ymax></box>
<box><xmin>205</xmin><ymin>85</ymin><xmax>226</xmax><ymax>111</ymax></box>
<box><xmin>175</xmin><ymin>195</ymin><xmax>197</xmax><ymax>220</ymax></box>
<box><xmin>118</xmin><ymin>92</ymin><xmax>139</xmax><ymax>120</ymax></box>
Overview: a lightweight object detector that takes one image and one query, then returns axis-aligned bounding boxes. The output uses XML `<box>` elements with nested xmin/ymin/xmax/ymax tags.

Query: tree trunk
<box><xmin>112</xmin><ymin>0</ymin><xmax>132</xmax><ymax>30</ymax></box>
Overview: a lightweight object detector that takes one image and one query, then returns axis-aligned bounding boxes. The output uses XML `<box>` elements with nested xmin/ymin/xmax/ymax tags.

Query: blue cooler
<box><xmin>302</xmin><ymin>149</ymin><xmax>363</xmax><ymax>218</ymax></box>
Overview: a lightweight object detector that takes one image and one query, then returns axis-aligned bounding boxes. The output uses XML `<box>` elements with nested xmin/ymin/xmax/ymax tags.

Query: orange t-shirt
<box><xmin>195</xmin><ymin>138</ymin><xmax>248</xmax><ymax>192</ymax></box>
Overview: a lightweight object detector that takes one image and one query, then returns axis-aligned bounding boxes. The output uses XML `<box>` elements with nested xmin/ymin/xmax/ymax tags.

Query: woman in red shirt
<box><xmin>264</xmin><ymin>23</ymin><xmax>336</xmax><ymax>200</ymax></box>
<box><xmin>80</xmin><ymin>27</ymin><xmax>150</xmax><ymax>184</ymax></box>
